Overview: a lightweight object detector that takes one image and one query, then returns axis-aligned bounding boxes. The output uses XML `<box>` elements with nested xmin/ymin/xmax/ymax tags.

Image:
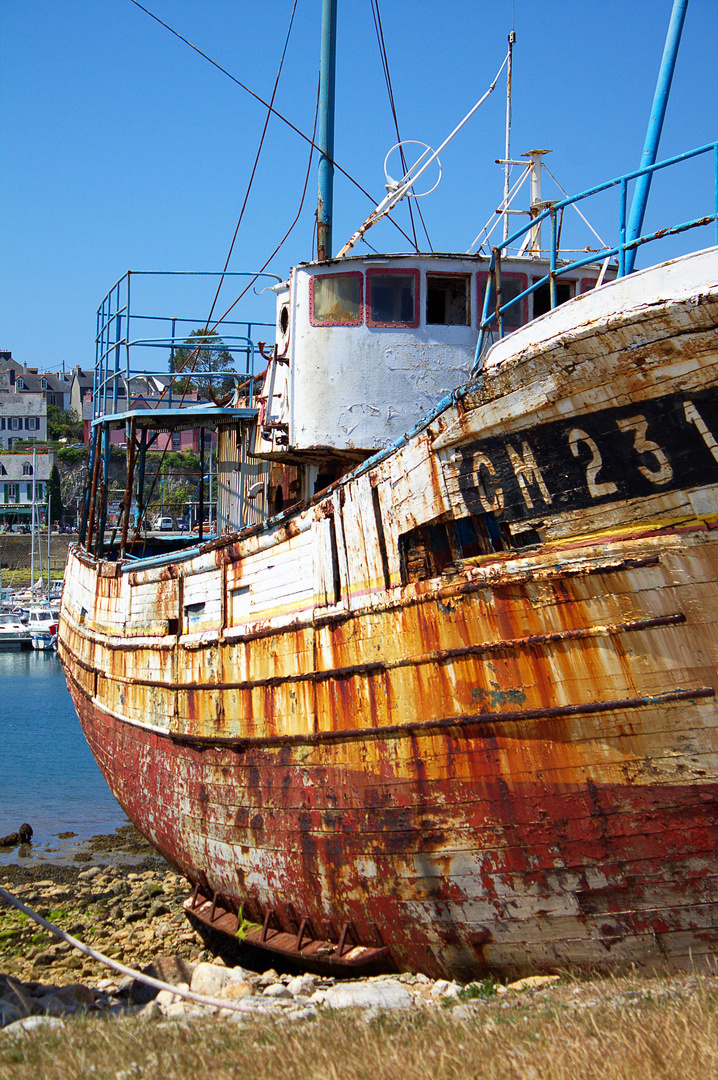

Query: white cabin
<box><xmin>255</xmin><ymin>252</ymin><xmax>611</xmax><ymax>462</ymax></box>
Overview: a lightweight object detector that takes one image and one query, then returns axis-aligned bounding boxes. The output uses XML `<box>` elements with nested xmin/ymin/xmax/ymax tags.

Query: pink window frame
<box><xmin>425</xmin><ymin>271</ymin><xmax>473</xmax><ymax>326</ymax></box>
<box><xmin>366</xmin><ymin>268</ymin><xmax>420</xmax><ymax>328</ymax></box>
<box><xmin>309</xmin><ymin>271</ymin><xmax>364</xmax><ymax>327</ymax></box>
<box><xmin>579</xmin><ymin>273</ymin><xmax>615</xmax><ymax>294</ymax></box>
<box><xmin>476</xmin><ymin>272</ymin><xmax>529</xmax><ymax>329</ymax></box>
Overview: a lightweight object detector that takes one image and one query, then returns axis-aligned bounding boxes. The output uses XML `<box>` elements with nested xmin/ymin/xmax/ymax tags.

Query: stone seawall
<box><xmin>0</xmin><ymin>534</ymin><xmax>74</xmax><ymax>586</ymax></box>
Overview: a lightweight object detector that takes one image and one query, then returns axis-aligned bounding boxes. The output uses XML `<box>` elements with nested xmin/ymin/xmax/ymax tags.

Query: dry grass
<box><xmin>1</xmin><ymin>977</ymin><xmax>717</xmax><ymax>1080</ymax></box>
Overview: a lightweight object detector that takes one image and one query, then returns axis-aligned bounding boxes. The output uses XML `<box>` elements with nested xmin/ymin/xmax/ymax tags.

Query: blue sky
<box><xmin>1</xmin><ymin>0</ymin><xmax>716</xmax><ymax>375</ymax></box>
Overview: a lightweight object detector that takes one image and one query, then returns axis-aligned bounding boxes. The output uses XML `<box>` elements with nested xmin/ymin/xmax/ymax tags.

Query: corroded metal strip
<box><xmin>168</xmin><ymin>686</ymin><xmax>715</xmax><ymax>751</ymax></box>
<box><xmin>58</xmin><ymin>611</ymin><xmax>686</xmax><ymax>690</ymax></box>
<box><xmin>458</xmin><ymin>555</ymin><xmax>660</xmax><ymax>594</ymax></box>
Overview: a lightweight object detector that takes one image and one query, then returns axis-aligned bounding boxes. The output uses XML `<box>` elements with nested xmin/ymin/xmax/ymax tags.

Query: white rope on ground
<box><xmin>0</xmin><ymin>885</ymin><xmax>294</xmax><ymax>1016</ymax></box>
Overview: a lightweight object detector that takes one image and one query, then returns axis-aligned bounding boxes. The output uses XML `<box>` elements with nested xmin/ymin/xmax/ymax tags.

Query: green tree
<box><xmin>47</xmin><ymin>405</ymin><xmax>83</xmax><ymax>442</ymax></box>
<box><xmin>169</xmin><ymin>329</ymin><xmax>236</xmax><ymax>398</ymax></box>
<box><xmin>48</xmin><ymin>464</ymin><xmax>64</xmax><ymax>525</ymax></box>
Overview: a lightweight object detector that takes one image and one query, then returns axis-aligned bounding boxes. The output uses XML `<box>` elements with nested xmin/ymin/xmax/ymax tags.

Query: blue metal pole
<box><xmin>625</xmin><ymin>0</ymin><xmax>689</xmax><ymax>273</ymax></box>
<box><xmin>549</xmin><ymin>208</ymin><xmax>557</xmax><ymax>309</ymax></box>
<box><xmin>316</xmin><ymin>0</ymin><xmax>337</xmax><ymax>262</ymax></box>
<box><xmin>619</xmin><ymin>178</ymin><xmax>628</xmax><ymax>277</ymax></box>
<box><xmin>714</xmin><ymin>144</ymin><xmax>718</xmax><ymax>247</ymax></box>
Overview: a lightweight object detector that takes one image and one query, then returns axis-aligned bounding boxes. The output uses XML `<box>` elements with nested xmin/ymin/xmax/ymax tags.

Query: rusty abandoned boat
<box><xmin>58</xmin><ymin>2</ymin><xmax>718</xmax><ymax>978</ymax></box>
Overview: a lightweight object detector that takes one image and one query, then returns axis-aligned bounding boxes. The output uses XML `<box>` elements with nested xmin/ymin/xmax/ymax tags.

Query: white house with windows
<box><xmin>0</xmin><ymin>452</ymin><xmax>53</xmax><ymax>524</ymax></box>
<box><xmin>0</xmin><ymin>395</ymin><xmax>47</xmax><ymax>449</ymax></box>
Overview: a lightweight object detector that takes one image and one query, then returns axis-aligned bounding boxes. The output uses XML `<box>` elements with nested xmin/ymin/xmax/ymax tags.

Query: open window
<box><xmin>426</xmin><ymin>274</ymin><xmax>471</xmax><ymax>326</ymax></box>
<box><xmin>366</xmin><ymin>268</ymin><xmax>420</xmax><ymax>328</ymax></box>
<box><xmin>477</xmin><ymin>272</ymin><xmax>528</xmax><ymax>330</ymax></box>
<box><xmin>532</xmin><ymin>277</ymin><xmax>575</xmax><ymax>318</ymax></box>
<box><xmin>310</xmin><ymin>272</ymin><xmax>363</xmax><ymax>326</ymax></box>
<box><xmin>399</xmin><ymin>513</ymin><xmax>508</xmax><ymax>583</ymax></box>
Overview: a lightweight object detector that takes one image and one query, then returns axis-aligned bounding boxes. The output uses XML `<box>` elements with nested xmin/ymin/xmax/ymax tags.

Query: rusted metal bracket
<box><xmin>261</xmin><ymin>908</ymin><xmax>282</xmax><ymax>943</ymax></box>
<box><xmin>337</xmin><ymin>921</ymin><xmax>359</xmax><ymax>958</ymax></box>
<box><xmin>296</xmin><ymin>916</ymin><xmax>316</xmax><ymax>952</ymax></box>
<box><xmin>209</xmin><ymin>891</ymin><xmax>221</xmax><ymax>924</ymax></box>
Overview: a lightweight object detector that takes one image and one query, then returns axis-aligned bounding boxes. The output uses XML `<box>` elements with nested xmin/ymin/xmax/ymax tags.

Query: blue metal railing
<box><xmin>474</xmin><ymin>140</ymin><xmax>718</xmax><ymax>369</ymax></box>
<box><xmin>94</xmin><ymin>271</ymin><xmax>279</xmax><ymax>419</ymax></box>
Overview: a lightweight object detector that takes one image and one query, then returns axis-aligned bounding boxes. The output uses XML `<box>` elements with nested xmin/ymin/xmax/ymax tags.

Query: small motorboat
<box><xmin>27</xmin><ymin>608</ymin><xmax>58</xmax><ymax>651</ymax></box>
<box><xmin>0</xmin><ymin>613</ymin><xmax>31</xmax><ymax>650</ymax></box>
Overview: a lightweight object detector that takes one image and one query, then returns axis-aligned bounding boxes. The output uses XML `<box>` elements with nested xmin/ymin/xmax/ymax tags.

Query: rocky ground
<box><xmin>1</xmin><ymin>829</ymin><xmax>717</xmax><ymax>1038</ymax></box>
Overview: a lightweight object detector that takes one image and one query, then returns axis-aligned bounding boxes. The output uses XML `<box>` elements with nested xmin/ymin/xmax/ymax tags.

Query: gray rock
<box><xmin>283</xmin><ymin>1007</ymin><xmax>316</xmax><ymax>1022</ymax></box>
<box><xmin>255</xmin><ymin>969</ymin><xmax>279</xmax><ymax>987</ymax></box>
<box><xmin>36</xmin><ymin>995</ymin><xmax>81</xmax><ymax>1018</ymax></box>
<box><xmin>2</xmin><ymin>1015</ymin><xmax>65</xmax><ymax>1035</ymax></box>
<box><xmin>147</xmin><ymin>900</ymin><xmax>171</xmax><ymax>919</ymax></box>
<box><xmin>32</xmin><ymin>951</ymin><xmax>57</xmax><ymax>967</ymax></box>
<box><xmin>0</xmin><ymin>1003</ymin><xmax>23</xmax><ymax>1028</ymax></box>
<box><xmin>165</xmin><ymin>1001</ymin><xmax>206</xmax><ymax>1019</ymax></box>
<box><xmin>77</xmin><ymin>866</ymin><xmax>102</xmax><ymax>881</ymax></box>
<box><xmin>156</xmin><ymin>984</ymin><xmax>189</xmax><ymax>1009</ymax></box>
<box><xmin>287</xmin><ymin>974</ymin><xmax>318</xmax><ymax>997</ymax></box>
<box><xmin>138</xmin><ymin>1000</ymin><xmax>162</xmax><ymax>1020</ymax></box>
<box><xmin>430</xmin><ymin>979</ymin><xmax>461</xmax><ymax>999</ymax></box>
<box><xmin>323</xmin><ymin>981</ymin><xmax>415</xmax><ymax>1011</ymax></box>
<box><xmin>262</xmin><ymin>983</ymin><xmax>293</xmax><ymax>999</ymax></box>
<box><xmin>190</xmin><ymin>962</ymin><xmax>233</xmax><ymax>998</ymax></box>
<box><xmin>451</xmin><ymin>1003</ymin><xmax>484</xmax><ymax>1020</ymax></box>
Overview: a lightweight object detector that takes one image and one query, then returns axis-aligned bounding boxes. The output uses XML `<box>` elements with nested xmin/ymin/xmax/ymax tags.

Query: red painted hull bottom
<box><xmin>70</xmin><ymin>686</ymin><xmax>718</xmax><ymax>980</ymax></box>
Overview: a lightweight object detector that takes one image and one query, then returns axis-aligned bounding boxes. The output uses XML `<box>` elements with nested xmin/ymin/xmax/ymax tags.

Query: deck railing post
<box><xmin>618</xmin><ymin>178</ymin><xmax>628</xmax><ymax>278</ymax></box>
<box><xmin>714</xmin><ymin>145</ymin><xmax>718</xmax><ymax>247</ymax></box>
<box><xmin>549</xmin><ymin>208</ymin><xmax>557</xmax><ymax>309</ymax></box>
<box><xmin>199</xmin><ymin>428</ymin><xmax>205</xmax><ymax>542</ymax></box>
<box><xmin>120</xmin><ymin>418</ymin><xmax>136</xmax><ymax>561</ymax></box>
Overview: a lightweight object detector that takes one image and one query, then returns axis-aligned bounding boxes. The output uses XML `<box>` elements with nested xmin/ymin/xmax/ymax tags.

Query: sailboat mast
<box><xmin>317</xmin><ymin>0</ymin><xmax>337</xmax><ymax>262</ymax></box>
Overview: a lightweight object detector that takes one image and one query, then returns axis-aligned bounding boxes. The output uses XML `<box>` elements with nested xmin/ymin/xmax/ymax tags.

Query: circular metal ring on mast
<box><xmin>383</xmin><ymin>141</ymin><xmax>442</xmax><ymax>198</ymax></box>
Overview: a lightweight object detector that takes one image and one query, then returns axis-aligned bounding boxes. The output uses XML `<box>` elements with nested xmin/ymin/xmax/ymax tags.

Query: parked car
<box><xmin>154</xmin><ymin>517</ymin><xmax>174</xmax><ymax>532</ymax></box>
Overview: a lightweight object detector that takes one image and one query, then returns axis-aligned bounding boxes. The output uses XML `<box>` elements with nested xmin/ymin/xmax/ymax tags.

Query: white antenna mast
<box><xmin>503</xmin><ymin>29</ymin><xmax>516</xmax><ymax>242</ymax></box>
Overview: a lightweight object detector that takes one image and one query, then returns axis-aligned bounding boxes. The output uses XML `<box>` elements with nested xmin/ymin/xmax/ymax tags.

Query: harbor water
<box><xmin>0</xmin><ymin>649</ymin><xmax>127</xmax><ymax>865</ymax></box>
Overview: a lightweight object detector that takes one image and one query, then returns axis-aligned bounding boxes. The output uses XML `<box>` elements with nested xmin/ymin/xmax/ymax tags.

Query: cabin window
<box><xmin>310</xmin><ymin>272</ymin><xmax>363</xmax><ymax>326</ymax></box>
<box><xmin>532</xmin><ymin>277</ymin><xmax>574</xmax><ymax>318</ymax></box>
<box><xmin>229</xmin><ymin>585</ymin><xmax>250</xmax><ymax>624</ymax></box>
<box><xmin>400</xmin><ymin>514</ymin><xmax>508</xmax><ymax>581</ymax></box>
<box><xmin>366</xmin><ymin>269</ymin><xmax>420</xmax><ymax>327</ymax></box>
<box><xmin>399</xmin><ymin>520</ymin><xmax>454</xmax><ymax>583</ymax></box>
<box><xmin>477</xmin><ymin>272</ymin><xmax>527</xmax><ymax>330</ymax></box>
<box><xmin>184</xmin><ymin>601</ymin><xmax>205</xmax><ymax>631</ymax></box>
<box><xmin>579</xmin><ymin>272</ymin><xmax>615</xmax><ymax>293</ymax></box>
<box><xmin>426</xmin><ymin>274</ymin><xmax>471</xmax><ymax>326</ymax></box>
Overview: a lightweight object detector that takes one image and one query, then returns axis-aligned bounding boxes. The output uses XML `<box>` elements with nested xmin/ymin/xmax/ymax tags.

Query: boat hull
<box><xmin>65</xmin><ymin>639</ymin><xmax>718</xmax><ymax>979</ymax></box>
<box><xmin>59</xmin><ymin>249</ymin><xmax>718</xmax><ymax>978</ymax></box>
